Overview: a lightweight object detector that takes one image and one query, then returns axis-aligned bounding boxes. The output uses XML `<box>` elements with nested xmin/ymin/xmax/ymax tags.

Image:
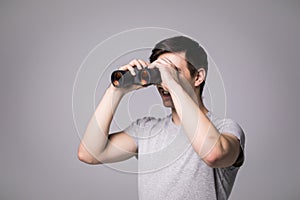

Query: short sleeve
<box><xmin>123</xmin><ymin>119</ymin><xmax>140</xmax><ymax>148</ymax></box>
<box><xmin>219</xmin><ymin>119</ymin><xmax>245</xmax><ymax>149</ymax></box>
<box><xmin>123</xmin><ymin>116</ymin><xmax>158</xmax><ymax>148</ymax></box>
<box><xmin>219</xmin><ymin>119</ymin><xmax>246</xmax><ymax>167</ymax></box>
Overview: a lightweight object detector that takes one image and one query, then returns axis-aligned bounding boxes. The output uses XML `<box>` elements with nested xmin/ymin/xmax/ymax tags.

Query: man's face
<box><xmin>156</xmin><ymin>52</ymin><xmax>195</xmax><ymax>108</ymax></box>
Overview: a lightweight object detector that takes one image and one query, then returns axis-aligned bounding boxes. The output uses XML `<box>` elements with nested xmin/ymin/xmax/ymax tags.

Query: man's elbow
<box><xmin>202</xmin><ymin>134</ymin><xmax>240</xmax><ymax>168</ymax></box>
<box><xmin>201</xmin><ymin>143</ymin><xmax>230</xmax><ymax>168</ymax></box>
<box><xmin>202</xmin><ymin>147</ymin><xmax>238</xmax><ymax>168</ymax></box>
<box><xmin>77</xmin><ymin>151</ymin><xmax>92</xmax><ymax>164</ymax></box>
<box><xmin>77</xmin><ymin>146</ymin><xmax>102</xmax><ymax>165</ymax></box>
<box><xmin>202</xmin><ymin>152</ymin><xmax>223</xmax><ymax>168</ymax></box>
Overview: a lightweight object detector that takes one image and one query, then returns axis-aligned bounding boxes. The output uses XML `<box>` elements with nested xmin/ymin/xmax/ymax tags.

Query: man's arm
<box><xmin>151</xmin><ymin>58</ymin><xmax>241</xmax><ymax>168</ymax></box>
<box><xmin>77</xmin><ymin>85</ymin><xmax>137</xmax><ymax>164</ymax></box>
<box><xmin>167</xmin><ymin>81</ymin><xmax>241</xmax><ymax>168</ymax></box>
<box><xmin>77</xmin><ymin>59</ymin><xmax>148</xmax><ymax>165</ymax></box>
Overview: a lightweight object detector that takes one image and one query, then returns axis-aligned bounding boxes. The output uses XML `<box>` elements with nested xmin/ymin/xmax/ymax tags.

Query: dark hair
<box><xmin>149</xmin><ymin>36</ymin><xmax>208</xmax><ymax>96</ymax></box>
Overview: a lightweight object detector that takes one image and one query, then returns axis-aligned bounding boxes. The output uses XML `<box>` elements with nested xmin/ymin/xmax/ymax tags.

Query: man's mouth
<box><xmin>162</xmin><ymin>90</ymin><xmax>170</xmax><ymax>95</ymax></box>
<box><xmin>158</xmin><ymin>86</ymin><xmax>170</xmax><ymax>96</ymax></box>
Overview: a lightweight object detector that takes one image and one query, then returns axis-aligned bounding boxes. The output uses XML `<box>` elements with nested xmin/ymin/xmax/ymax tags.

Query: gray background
<box><xmin>1</xmin><ymin>0</ymin><xmax>299</xmax><ymax>199</ymax></box>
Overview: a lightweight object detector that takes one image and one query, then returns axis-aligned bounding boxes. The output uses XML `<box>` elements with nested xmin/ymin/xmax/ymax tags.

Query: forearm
<box><xmin>79</xmin><ymin>85</ymin><xmax>124</xmax><ymax>159</ymax></box>
<box><xmin>168</xmin><ymin>80</ymin><xmax>220</xmax><ymax>158</ymax></box>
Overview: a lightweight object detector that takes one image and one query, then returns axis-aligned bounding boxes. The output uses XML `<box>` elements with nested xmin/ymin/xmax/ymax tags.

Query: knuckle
<box><xmin>119</xmin><ymin>65</ymin><xmax>126</xmax><ymax>70</ymax></box>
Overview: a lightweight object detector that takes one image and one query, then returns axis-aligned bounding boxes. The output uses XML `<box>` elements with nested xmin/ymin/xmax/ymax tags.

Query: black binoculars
<box><xmin>111</xmin><ymin>68</ymin><xmax>162</xmax><ymax>88</ymax></box>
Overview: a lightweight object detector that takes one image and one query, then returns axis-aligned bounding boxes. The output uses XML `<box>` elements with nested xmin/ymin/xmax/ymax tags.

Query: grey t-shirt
<box><xmin>124</xmin><ymin>111</ymin><xmax>245</xmax><ymax>200</ymax></box>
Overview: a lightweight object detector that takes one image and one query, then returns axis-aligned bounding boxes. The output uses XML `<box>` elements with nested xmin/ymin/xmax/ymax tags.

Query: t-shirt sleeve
<box><xmin>219</xmin><ymin>119</ymin><xmax>246</xmax><ymax>167</ymax></box>
<box><xmin>123</xmin><ymin>116</ymin><xmax>156</xmax><ymax>148</ymax></box>
<box><xmin>123</xmin><ymin>119</ymin><xmax>141</xmax><ymax>148</ymax></box>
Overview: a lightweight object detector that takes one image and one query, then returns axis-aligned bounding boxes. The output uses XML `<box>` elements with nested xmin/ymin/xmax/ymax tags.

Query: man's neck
<box><xmin>171</xmin><ymin>99</ymin><xmax>208</xmax><ymax>125</ymax></box>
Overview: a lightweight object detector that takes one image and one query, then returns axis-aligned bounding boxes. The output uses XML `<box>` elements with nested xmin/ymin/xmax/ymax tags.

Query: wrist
<box><xmin>106</xmin><ymin>84</ymin><xmax>125</xmax><ymax>98</ymax></box>
<box><xmin>166</xmin><ymin>78</ymin><xmax>180</xmax><ymax>90</ymax></box>
<box><xmin>164</xmin><ymin>80</ymin><xmax>179</xmax><ymax>98</ymax></box>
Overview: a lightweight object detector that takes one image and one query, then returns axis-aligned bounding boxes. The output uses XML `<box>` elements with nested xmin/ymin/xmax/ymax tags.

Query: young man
<box><xmin>78</xmin><ymin>36</ymin><xmax>245</xmax><ymax>200</ymax></box>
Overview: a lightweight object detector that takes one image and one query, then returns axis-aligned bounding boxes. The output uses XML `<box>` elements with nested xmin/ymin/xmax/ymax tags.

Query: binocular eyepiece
<box><xmin>111</xmin><ymin>68</ymin><xmax>162</xmax><ymax>88</ymax></box>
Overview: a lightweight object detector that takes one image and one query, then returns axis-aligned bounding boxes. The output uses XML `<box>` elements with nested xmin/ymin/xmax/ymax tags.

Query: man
<box><xmin>78</xmin><ymin>36</ymin><xmax>245</xmax><ymax>200</ymax></box>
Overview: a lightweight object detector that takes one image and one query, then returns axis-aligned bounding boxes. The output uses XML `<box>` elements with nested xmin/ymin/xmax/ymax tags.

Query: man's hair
<box><xmin>149</xmin><ymin>36</ymin><xmax>208</xmax><ymax>96</ymax></box>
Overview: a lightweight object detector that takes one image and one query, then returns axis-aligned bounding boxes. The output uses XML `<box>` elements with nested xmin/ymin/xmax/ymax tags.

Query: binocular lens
<box><xmin>140</xmin><ymin>70</ymin><xmax>150</xmax><ymax>85</ymax></box>
<box><xmin>112</xmin><ymin>71</ymin><xmax>123</xmax><ymax>87</ymax></box>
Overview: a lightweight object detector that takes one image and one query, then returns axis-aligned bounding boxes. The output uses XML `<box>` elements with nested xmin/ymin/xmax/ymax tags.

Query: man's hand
<box><xmin>148</xmin><ymin>57</ymin><xmax>199</xmax><ymax>105</ymax></box>
<box><xmin>148</xmin><ymin>58</ymin><xmax>180</xmax><ymax>88</ymax></box>
<box><xmin>111</xmin><ymin>59</ymin><xmax>150</xmax><ymax>95</ymax></box>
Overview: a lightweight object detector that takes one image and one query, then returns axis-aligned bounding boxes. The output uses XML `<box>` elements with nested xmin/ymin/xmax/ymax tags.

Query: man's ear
<box><xmin>194</xmin><ymin>68</ymin><xmax>206</xmax><ymax>87</ymax></box>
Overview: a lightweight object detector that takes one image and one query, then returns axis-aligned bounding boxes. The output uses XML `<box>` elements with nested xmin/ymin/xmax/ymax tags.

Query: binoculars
<box><xmin>111</xmin><ymin>68</ymin><xmax>162</xmax><ymax>88</ymax></box>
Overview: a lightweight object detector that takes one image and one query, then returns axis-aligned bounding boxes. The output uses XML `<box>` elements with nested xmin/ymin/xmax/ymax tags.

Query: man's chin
<box><xmin>163</xmin><ymin>102</ymin><xmax>174</xmax><ymax>108</ymax></box>
<box><xmin>159</xmin><ymin>94</ymin><xmax>174</xmax><ymax>107</ymax></box>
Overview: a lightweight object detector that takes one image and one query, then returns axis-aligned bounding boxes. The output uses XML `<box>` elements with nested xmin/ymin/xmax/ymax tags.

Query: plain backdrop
<box><xmin>0</xmin><ymin>0</ymin><xmax>299</xmax><ymax>199</ymax></box>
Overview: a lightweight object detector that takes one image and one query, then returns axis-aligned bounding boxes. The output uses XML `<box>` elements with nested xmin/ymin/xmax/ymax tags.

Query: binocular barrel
<box><xmin>111</xmin><ymin>68</ymin><xmax>162</xmax><ymax>88</ymax></box>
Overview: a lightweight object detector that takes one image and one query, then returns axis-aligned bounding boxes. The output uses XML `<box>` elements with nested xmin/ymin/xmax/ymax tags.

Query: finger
<box><xmin>118</xmin><ymin>65</ymin><xmax>128</xmax><ymax>70</ymax></box>
<box><xmin>147</xmin><ymin>61</ymin><xmax>158</xmax><ymax>69</ymax></box>
<box><xmin>118</xmin><ymin>65</ymin><xmax>136</xmax><ymax>75</ymax></box>
<box><xmin>129</xmin><ymin>59</ymin><xmax>142</xmax><ymax>70</ymax></box>
<box><xmin>157</xmin><ymin>58</ymin><xmax>179</xmax><ymax>71</ymax></box>
<box><xmin>158</xmin><ymin>58</ymin><xmax>176</xmax><ymax>69</ymax></box>
<box><xmin>148</xmin><ymin>61</ymin><xmax>167</xmax><ymax>72</ymax></box>
<box><xmin>127</xmin><ymin>65</ymin><xmax>136</xmax><ymax>76</ymax></box>
<box><xmin>160</xmin><ymin>57</ymin><xmax>173</xmax><ymax>65</ymax></box>
<box><xmin>155</xmin><ymin>59</ymin><xmax>171</xmax><ymax>68</ymax></box>
<box><xmin>156</xmin><ymin>58</ymin><xmax>168</xmax><ymax>64</ymax></box>
<box><xmin>137</xmin><ymin>59</ymin><xmax>148</xmax><ymax>68</ymax></box>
